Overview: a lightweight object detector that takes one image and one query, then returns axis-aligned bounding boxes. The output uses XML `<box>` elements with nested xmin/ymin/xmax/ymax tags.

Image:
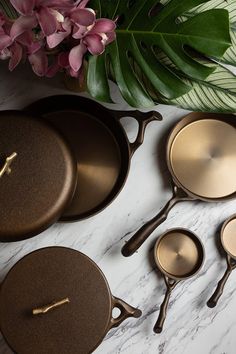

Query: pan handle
<box><xmin>154</xmin><ymin>277</ymin><xmax>179</xmax><ymax>334</ymax></box>
<box><xmin>109</xmin><ymin>110</ymin><xmax>162</xmax><ymax>156</ymax></box>
<box><xmin>109</xmin><ymin>296</ymin><xmax>142</xmax><ymax>329</ymax></box>
<box><xmin>122</xmin><ymin>186</ymin><xmax>192</xmax><ymax>257</ymax></box>
<box><xmin>207</xmin><ymin>255</ymin><xmax>236</xmax><ymax>308</ymax></box>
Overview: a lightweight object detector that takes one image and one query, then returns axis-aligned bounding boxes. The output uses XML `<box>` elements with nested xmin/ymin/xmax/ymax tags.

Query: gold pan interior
<box><xmin>170</xmin><ymin>119</ymin><xmax>236</xmax><ymax>199</ymax></box>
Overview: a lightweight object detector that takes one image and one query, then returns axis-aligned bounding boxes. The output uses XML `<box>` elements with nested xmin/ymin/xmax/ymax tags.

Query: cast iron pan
<box><xmin>0</xmin><ymin>247</ymin><xmax>142</xmax><ymax>354</ymax></box>
<box><xmin>207</xmin><ymin>214</ymin><xmax>236</xmax><ymax>308</ymax></box>
<box><xmin>25</xmin><ymin>95</ymin><xmax>162</xmax><ymax>221</ymax></box>
<box><xmin>122</xmin><ymin>112</ymin><xmax>236</xmax><ymax>257</ymax></box>
<box><xmin>154</xmin><ymin>228</ymin><xmax>204</xmax><ymax>333</ymax></box>
<box><xmin>0</xmin><ymin>111</ymin><xmax>77</xmax><ymax>242</ymax></box>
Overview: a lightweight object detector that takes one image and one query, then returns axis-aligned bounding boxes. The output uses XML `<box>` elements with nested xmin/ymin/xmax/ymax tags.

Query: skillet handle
<box><xmin>154</xmin><ymin>278</ymin><xmax>178</xmax><ymax>334</ymax></box>
<box><xmin>207</xmin><ymin>256</ymin><xmax>236</xmax><ymax>308</ymax></box>
<box><xmin>122</xmin><ymin>186</ymin><xmax>190</xmax><ymax>257</ymax></box>
<box><xmin>110</xmin><ymin>110</ymin><xmax>162</xmax><ymax>156</ymax></box>
<box><xmin>109</xmin><ymin>296</ymin><xmax>142</xmax><ymax>329</ymax></box>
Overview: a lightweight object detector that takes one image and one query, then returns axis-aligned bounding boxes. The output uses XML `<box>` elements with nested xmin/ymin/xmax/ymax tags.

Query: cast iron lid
<box><xmin>0</xmin><ymin>111</ymin><xmax>77</xmax><ymax>241</ymax></box>
<box><xmin>0</xmin><ymin>247</ymin><xmax>116</xmax><ymax>354</ymax></box>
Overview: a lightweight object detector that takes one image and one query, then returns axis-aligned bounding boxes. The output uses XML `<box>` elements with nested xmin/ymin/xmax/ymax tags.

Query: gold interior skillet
<box><xmin>154</xmin><ymin>228</ymin><xmax>204</xmax><ymax>333</ymax></box>
<box><xmin>122</xmin><ymin>112</ymin><xmax>236</xmax><ymax>257</ymax></box>
<box><xmin>208</xmin><ymin>214</ymin><xmax>236</xmax><ymax>308</ymax></box>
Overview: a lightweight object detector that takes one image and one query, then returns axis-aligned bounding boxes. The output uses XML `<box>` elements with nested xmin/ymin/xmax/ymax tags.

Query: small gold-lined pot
<box><xmin>207</xmin><ymin>214</ymin><xmax>236</xmax><ymax>308</ymax></box>
<box><xmin>153</xmin><ymin>228</ymin><xmax>205</xmax><ymax>333</ymax></box>
<box><xmin>0</xmin><ymin>247</ymin><xmax>142</xmax><ymax>354</ymax></box>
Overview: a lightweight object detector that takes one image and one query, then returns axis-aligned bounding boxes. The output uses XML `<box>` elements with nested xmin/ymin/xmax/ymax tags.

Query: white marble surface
<box><xmin>0</xmin><ymin>62</ymin><xmax>236</xmax><ymax>354</ymax></box>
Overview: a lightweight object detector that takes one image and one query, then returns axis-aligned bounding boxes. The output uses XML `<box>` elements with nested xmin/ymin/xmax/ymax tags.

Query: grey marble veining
<box><xmin>0</xmin><ymin>62</ymin><xmax>235</xmax><ymax>354</ymax></box>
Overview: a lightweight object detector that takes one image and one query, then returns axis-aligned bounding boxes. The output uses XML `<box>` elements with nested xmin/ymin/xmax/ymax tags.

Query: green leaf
<box><xmin>180</xmin><ymin>0</ymin><xmax>236</xmax><ymax>66</ymax></box>
<box><xmin>87</xmin><ymin>55</ymin><xmax>113</xmax><ymax>103</ymax></box>
<box><xmin>150</xmin><ymin>52</ymin><xmax>236</xmax><ymax>112</ymax></box>
<box><xmin>87</xmin><ymin>0</ymin><xmax>231</xmax><ymax>108</ymax></box>
<box><xmin>0</xmin><ymin>0</ymin><xmax>18</xmax><ymax>19</ymax></box>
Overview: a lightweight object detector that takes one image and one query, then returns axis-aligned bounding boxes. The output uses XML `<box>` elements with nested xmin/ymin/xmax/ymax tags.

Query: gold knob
<box><xmin>0</xmin><ymin>152</ymin><xmax>17</xmax><ymax>178</ymax></box>
<box><xmin>32</xmin><ymin>298</ymin><xmax>70</xmax><ymax>316</ymax></box>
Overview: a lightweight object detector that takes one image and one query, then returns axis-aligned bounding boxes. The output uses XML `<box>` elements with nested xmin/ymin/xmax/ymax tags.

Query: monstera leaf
<box><xmin>87</xmin><ymin>0</ymin><xmax>232</xmax><ymax>109</ymax></box>
<box><xmin>181</xmin><ymin>0</ymin><xmax>236</xmax><ymax>66</ymax></box>
<box><xmin>146</xmin><ymin>51</ymin><xmax>236</xmax><ymax>112</ymax></box>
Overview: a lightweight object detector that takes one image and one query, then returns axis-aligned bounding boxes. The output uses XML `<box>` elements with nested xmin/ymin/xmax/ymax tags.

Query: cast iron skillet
<box><xmin>154</xmin><ymin>228</ymin><xmax>204</xmax><ymax>333</ymax></box>
<box><xmin>122</xmin><ymin>112</ymin><xmax>236</xmax><ymax>257</ymax></box>
<box><xmin>25</xmin><ymin>95</ymin><xmax>162</xmax><ymax>221</ymax></box>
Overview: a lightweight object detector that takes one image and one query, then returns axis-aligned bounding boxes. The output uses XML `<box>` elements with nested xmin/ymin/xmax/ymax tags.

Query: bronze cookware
<box><xmin>207</xmin><ymin>214</ymin><xmax>236</xmax><ymax>308</ymax></box>
<box><xmin>122</xmin><ymin>112</ymin><xmax>236</xmax><ymax>257</ymax></box>
<box><xmin>0</xmin><ymin>247</ymin><xmax>142</xmax><ymax>354</ymax></box>
<box><xmin>25</xmin><ymin>95</ymin><xmax>162</xmax><ymax>221</ymax></box>
<box><xmin>154</xmin><ymin>228</ymin><xmax>204</xmax><ymax>333</ymax></box>
<box><xmin>0</xmin><ymin>111</ymin><xmax>77</xmax><ymax>242</ymax></box>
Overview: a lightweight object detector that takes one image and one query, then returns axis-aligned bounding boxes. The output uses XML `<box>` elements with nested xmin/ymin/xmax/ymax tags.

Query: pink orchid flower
<box><xmin>10</xmin><ymin>0</ymin><xmax>74</xmax><ymax>37</ymax></box>
<box><xmin>47</xmin><ymin>0</ymin><xmax>96</xmax><ymax>49</ymax></box>
<box><xmin>0</xmin><ymin>0</ymin><xmax>116</xmax><ymax>79</ymax></box>
<box><xmin>69</xmin><ymin>18</ymin><xmax>116</xmax><ymax>73</ymax></box>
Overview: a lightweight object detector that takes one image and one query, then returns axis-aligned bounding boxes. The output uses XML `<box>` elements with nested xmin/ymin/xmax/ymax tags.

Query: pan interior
<box><xmin>222</xmin><ymin>218</ymin><xmax>236</xmax><ymax>258</ymax></box>
<box><xmin>170</xmin><ymin>119</ymin><xmax>236</xmax><ymax>199</ymax></box>
<box><xmin>156</xmin><ymin>231</ymin><xmax>203</xmax><ymax>278</ymax></box>
<box><xmin>45</xmin><ymin>110</ymin><xmax>121</xmax><ymax>219</ymax></box>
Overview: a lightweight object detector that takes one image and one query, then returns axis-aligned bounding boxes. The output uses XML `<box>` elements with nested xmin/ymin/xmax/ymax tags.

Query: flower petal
<box><xmin>28</xmin><ymin>49</ymin><xmax>48</xmax><ymax>76</ymax></box>
<box><xmin>70</xmin><ymin>8</ymin><xmax>95</xmax><ymax>26</ymax></box>
<box><xmin>58</xmin><ymin>52</ymin><xmax>69</xmax><ymax>67</ymax></box>
<box><xmin>47</xmin><ymin>18</ymin><xmax>71</xmax><ymax>48</ymax></box>
<box><xmin>69</xmin><ymin>42</ymin><xmax>87</xmax><ymax>72</ymax></box>
<box><xmin>83</xmin><ymin>34</ymin><xmax>104</xmax><ymax>55</ymax></box>
<box><xmin>106</xmin><ymin>31</ymin><xmax>116</xmax><ymax>45</ymax></box>
<box><xmin>10</xmin><ymin>0</ymin><xmax>35</xmax><ymax>15</ymax></box>
<box><xmin>72</xmin><ymin>24</ymin><xmax>88</xmax><ymax>39</ymax></box>
<box><xmin>9</xmin><ymin>42</ymin><xmax>23</xmax><ymax>71</ymax></box>
<box><xmin>36</xmin><ymin>7</ymin><xmax>57</xmax><ymax>36</ymax></box>
<box><xmin>0</xmin><ymin>34</ymin><xmax>12</xmax><ymax>50</ymax></box>
<box><xmin>10</xmin><ymin>15</ymin><xmax>37</xmax><ymax>40</ymax></box>
<box><xmin>90</xmin><ymin>19</ymin><xmax>116</xmax><ymax>34</ymax></box>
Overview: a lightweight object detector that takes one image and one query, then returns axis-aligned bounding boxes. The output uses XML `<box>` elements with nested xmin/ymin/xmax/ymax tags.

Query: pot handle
<box><xmin>110</xmin><ymin>110</ymin><xmax>162</xmax><ymax>156</ymax></box>
<box><xmin>109</xmin><ymin>296</ymin><xmax>142</xmax><ymax>329</ymax></box>
<box><xmin>122</xmin><ymin>185</ymin><xmax>192</xmax><ymax>257</ymax></box>
<box><xmin>207</xmin><ymin>255</ymin><xmax>236</xmax><ymax>308</ymax></box>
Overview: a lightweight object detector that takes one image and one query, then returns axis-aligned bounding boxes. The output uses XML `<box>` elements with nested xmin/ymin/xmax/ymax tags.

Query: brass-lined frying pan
<box><xmin>207</xmin><ymin>214</ymin><xmax>236</xmax><ymax>308</ymax></box>
<box><xmin>122</xmin><ymin>113</ymin><xmax>236</xmax><ymax>257</ymax></box>
<box><xmin>154</xmin><ymin>228</ymin><xmax>204</xmax><ymax>333</ymax></box>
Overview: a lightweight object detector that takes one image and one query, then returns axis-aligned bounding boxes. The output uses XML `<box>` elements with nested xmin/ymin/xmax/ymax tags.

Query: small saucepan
<box><xmin>122</xmin><ymin>112</ymin><xmax>236</xmax><ymax>257</ymax></box>
<box><xmin>154</xmin><ymin>228</ymin><xmax>205</xmax><ymax>333</ymax></box>
<box><xmin>207</xmin><ymin>214</ymin><xmax>236</xmax><ymax>308</ymax></box>
<box><xmin>0</xmin><ymin>247</ymin><xmax>142</xmax><ymax>354</ymax></box>
<box><xmin>25</xmin><ymin>95</ymin><xmax>162</xmax><ymax>221</ymax></box>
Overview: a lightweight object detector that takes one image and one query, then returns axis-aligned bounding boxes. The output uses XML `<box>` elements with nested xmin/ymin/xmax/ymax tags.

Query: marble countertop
<box><xmin>0</xmin><ymin>62</ymin><xmax>235</xmax><ymax>354</ymax></box>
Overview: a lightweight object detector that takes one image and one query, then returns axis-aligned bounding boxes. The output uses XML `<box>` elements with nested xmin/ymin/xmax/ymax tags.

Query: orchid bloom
<box><xmin>10</xmin><ymin>0</ymin><xmax>74</xmax><ymax>37</ymax></box>
<box><xmin>69</xmin><ymin>18</ymin><xmax>116</xmax><ymax>73</ymax></box>
<box><xmin>0</xmin><ymin>0</ymin><xmax>116</xmax><ymax>78</ymax></box>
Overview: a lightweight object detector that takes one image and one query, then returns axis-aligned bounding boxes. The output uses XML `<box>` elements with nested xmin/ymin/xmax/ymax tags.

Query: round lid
<box><xmin>222</xmin><ymin>216</ymin><xmax>236</xmax><ymax>258</ymax></box>
<box><xmin>0</xmin><ymin>247</ymin><xmax>113</xmax><ymax>354</ymax></box>
<box><xmin>0</xmin><ymin>111</ymin><xmax>77</xmax><ymax>241</ymax></box>
<box><xmin>155</xmin><ymin>229</ymin><xmax>204</xmax><ymax>279</ymax></box>
<box><xmin>170</xmin><ymin>119</ymin><xmax>236</xmax><ymax>199</ymax></box>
